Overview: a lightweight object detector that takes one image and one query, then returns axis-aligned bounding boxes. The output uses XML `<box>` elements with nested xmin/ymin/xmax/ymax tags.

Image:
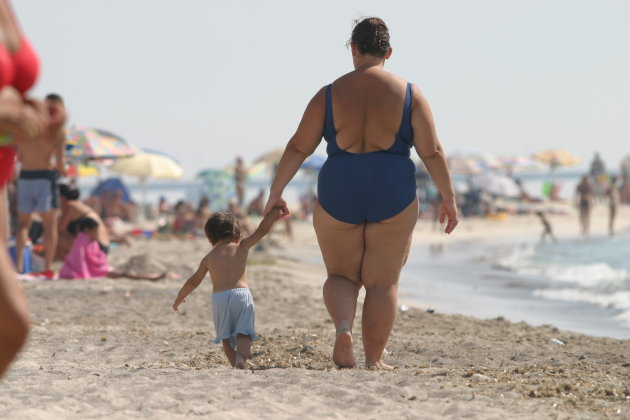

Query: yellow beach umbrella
<box><xmin>533</xmin><ymin>149</ymin><xmax>580</xmax><ymax>167</ymax></box>
<box><xmin>109</xmin><ymin>150</ymin><xmax>184</xmax><ymax>179</ymax></box>
<box><xmin>253</xmin><ymin>147</ymin><xmax>285</xmax><ymax>165</ymax></box>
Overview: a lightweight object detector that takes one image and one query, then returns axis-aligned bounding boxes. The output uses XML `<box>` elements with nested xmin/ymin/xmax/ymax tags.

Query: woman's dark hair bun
<box><xmin>350</xmin><ymin>17</ymin><xmax>390</xmax><ymax>57</ymax></box>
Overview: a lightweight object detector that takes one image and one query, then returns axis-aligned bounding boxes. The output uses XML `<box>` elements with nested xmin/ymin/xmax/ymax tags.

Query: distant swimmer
<box><xmin>535</xmin><ymin>211</ymin><xmax>557</xmax><ymax>244</ymax></box>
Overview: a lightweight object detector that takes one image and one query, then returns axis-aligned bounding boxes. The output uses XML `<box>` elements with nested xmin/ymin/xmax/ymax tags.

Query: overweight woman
<box><xmin>264</xmin><ymin>17</ymin><xmax>458</xmax><ymax>368</ymax></box>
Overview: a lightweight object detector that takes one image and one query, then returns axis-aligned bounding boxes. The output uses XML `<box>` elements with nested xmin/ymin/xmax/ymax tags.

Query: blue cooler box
<box><xmin>8</xmin><ymin>242</ymin><xmax>32</xmax><ymax>273</ymax></box>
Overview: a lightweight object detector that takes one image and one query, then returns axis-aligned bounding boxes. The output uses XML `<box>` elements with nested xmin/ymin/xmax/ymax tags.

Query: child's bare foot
<box><xmin>235</xmin><ymin>353</ymin><xmax>246</xmax><ymax>369</ymax></box>
<box><xmin>365</xmin><ymin>360</ymin><xmax>394</xmax><ymax>370</ymax></box>
<box><xmin>333</xmin><ymin>329</ymin><xmax>355</xmax><ymax>368</ymax></box>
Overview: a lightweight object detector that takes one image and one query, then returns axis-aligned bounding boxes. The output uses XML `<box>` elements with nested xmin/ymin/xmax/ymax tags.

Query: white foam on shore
<box><xmin>521</xmin><ymin>263</ymin><xmax>628</xmax><ymax>288</ymax></box>
<box><xmin>533</xmin><ymin>288</ymin><xmax>630</xmax><ymax>327</ymax></box>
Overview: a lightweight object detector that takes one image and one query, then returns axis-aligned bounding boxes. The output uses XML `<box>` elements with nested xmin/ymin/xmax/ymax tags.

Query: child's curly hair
<box><xmin>204</xmin><ymin>212</ymin><xmax>241</xmax><ymax>244</ymax></box>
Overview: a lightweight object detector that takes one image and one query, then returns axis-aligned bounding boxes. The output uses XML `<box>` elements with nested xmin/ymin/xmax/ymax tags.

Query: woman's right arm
<box><xmin>410</xmin><ymin>84</ymin><xmax>458</xmax><ymax>234</ymax></box>
<box><xmin>264</xmin><ymin>87</ymin><xmax>326</xmax><ymax>215</ymax></box>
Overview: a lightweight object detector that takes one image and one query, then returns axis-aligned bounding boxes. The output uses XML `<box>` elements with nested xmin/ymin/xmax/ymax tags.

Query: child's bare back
<box><xmin>203</xmin><ymin>241</ymin><xmax>250</xmax><ymax>293</ymax></box>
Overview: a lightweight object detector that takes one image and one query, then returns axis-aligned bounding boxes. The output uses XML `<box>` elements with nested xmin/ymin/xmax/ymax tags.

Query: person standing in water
<box><xmin>606</xmin><ymin>176</ymin><xmax>620</xmax><ymax>237</ymax></box>
<box><xmin>575</xmin><ymin>175</ymin><xmax>593</xmax><ymax>238</ymax></box>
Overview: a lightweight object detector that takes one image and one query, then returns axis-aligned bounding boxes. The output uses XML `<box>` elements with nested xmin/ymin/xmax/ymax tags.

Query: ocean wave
<box><xmin>533</xmin><ymin>288</ymin><xmax>630</xmax><ymax>327</ymax></box>
<box><xmin>523</xmin><ymin>263</ymin><xmax>628</xmax><ymax>288</ymax></box>
<box><xmin>492</xmin><ymin>241</ymin><xmax>629</xmax><ymax>289</ymax></box>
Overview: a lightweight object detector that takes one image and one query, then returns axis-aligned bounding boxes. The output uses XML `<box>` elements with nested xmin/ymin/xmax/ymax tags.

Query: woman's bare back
<box><xmin>331</xmin><ymin>67</ymin><xmax>408</xmax><ymax>154</ymax></box>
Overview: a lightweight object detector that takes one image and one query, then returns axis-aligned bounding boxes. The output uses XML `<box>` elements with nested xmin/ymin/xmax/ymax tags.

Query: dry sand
<box><xmin>1</xmin><ymin>204</ymin><xmax>629</xmax><ymax>419</ymax></box>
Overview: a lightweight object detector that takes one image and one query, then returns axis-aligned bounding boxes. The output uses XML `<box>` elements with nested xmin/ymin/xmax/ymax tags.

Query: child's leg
<box><xmin>234</xmin><ymin>334</ymin><xmax>253</xmax><ymax>369</ymax></box>
<box><xmin>222</xmin><ymin>339</ymin><xmax>236</xmax><ymax>367</ymax></box>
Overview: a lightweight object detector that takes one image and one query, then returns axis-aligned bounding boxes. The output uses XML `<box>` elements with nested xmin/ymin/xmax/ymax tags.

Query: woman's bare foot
<box><xmin>235</xmin><ymin>353</ymin><xmax>246</xmax><ymax>369</ymax></box>
<box><xmin>333</xmin><ymin>329</ymin><xmax>355</xmax><ymax>368</ymax></box>
<box><xmin>365</xmin><ymin>359</ymin><xmax>394</xmax><ymax>370</ymax></box>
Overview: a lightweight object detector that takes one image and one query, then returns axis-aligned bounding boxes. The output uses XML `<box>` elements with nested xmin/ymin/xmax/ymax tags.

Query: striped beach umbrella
<box><xmin>66</xmin><ymin>126</ymin><xmax>137</xmax><ymax>160</ymax></box>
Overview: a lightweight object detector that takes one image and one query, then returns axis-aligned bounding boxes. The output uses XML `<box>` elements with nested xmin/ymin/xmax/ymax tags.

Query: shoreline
<box><xmin>400</xmin><ymin>237</ymin><xmax>630</xmax><ymax>340</ymax></box>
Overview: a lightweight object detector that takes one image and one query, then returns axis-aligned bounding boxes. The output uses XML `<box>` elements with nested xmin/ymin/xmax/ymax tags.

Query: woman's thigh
<box><xmin>361</xmin><ymin>199</ymin><xmax>418</xmax><ymax>288</ymax></box>
<box><xmin>313</xmin><ymin>202</ymin><xmax>365</xmax><ymax>284</ymax></box>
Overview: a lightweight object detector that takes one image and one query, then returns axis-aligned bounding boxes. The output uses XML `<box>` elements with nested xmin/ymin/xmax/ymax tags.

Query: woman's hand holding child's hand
<box><xmin>269</xmin><ymin>206</ymin><xmax>286</xmax><ymax>221</ymax></box>
<box><xmin>263</xmin><ymin>194</ymin><xmax>289</xmax><ymax>217</ymax></box>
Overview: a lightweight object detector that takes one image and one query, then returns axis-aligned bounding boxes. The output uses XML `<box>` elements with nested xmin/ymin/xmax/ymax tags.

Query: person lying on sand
<box><xmin>172</xmin><ymin>208</ymin><xmax>285</xmax><ymax>369</ymax></box>
<box><xmin>59</xmin><ymin>218</ymin><xmax>164</xmax><ymax>281</ymax></box>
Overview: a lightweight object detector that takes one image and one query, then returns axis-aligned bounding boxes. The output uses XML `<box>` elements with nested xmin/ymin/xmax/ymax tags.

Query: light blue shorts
<box><xmin>17</xmin><ymin>170</ymin><xmax>59</xmax><ymax>214</ymax></box>
<box><xmin>212</xmin><ymin>288</ymin><xmax>258</xmax><ymax>349</ymax></box>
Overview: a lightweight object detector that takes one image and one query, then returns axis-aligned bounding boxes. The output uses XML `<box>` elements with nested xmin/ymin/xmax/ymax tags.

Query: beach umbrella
<box><xmin>300</xmin><ymin>154</ymin><xmax>326</xmax><ymax>171</ymax></box>
<box><xmin>447</xmin><ymin>152</ymin><xmax>504</xmax><ymax>175</ymax></box>
<box><xmin>65</xmin><ymin>126</ymin><xmax>137</xmax><ymax>160</ymax></box>
<box><xmin>246</xmin><ymin>161</ymin><xmax>272</xmax><ymax>179</ymax></box>
<box><xmin>222</xmin><ymin>160</ymin><xmax>273</xmax><ymax>180</ymax></box>
<box><xmin>470</xmin><ymin>171</ymin><xmax>520</xmax><ymax>198</ymax></box>
<box><xmin>197</xmin><ymin>168</ymin><xmax>236</xmax><ymax>212</ymax></box>
<box><xmin>533</xmin><ymin>149</ymin><xmax>580</xmax><ymax>168</ymax></box>
<box><xmin>109</xmin><ymin>149</ymin><xmax>184</xmax><ymax>209</ymax></box>
<box><xmin>497</xmin><ymin>155</ymin><xmax>546</xmax><ymax>173</ymax></box>
<box><xmin>108</xmin><ymin>149</ymin><xmax>184</xmax><ymax>180</ymax></box>
<box><xmin>253</xmin><ymin>147</ymin><xmax>285</xmax><ymax>165</ymax></box>
<box><xmin>447</xmin><ymin>154</ymin><xmax>484</xmax><ymax>175</ymax></box>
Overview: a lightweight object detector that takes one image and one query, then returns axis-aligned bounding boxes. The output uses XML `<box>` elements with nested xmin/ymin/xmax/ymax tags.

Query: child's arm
<box><xmin>172</xmin><ymin>257</ymin><xmax>209</xmax><ymax>311</ymax></box>
<box><xmin>239</xmin><ymin>207</ymin><xmax>284</xmax><ymax>251</ymax></box>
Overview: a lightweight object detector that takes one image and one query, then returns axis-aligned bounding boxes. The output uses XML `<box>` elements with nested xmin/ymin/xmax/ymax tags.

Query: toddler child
<box><xmin>172</xmin><ymin>208</ymin><xmax>284</xmax><ymax>369</ymax></box>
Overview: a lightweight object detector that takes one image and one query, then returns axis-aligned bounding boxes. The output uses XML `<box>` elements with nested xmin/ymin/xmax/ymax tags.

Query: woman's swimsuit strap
<box><xmin>324</xmin><ymin>84</ymin><xmax>341</xmax><ymax>155</ymax></box>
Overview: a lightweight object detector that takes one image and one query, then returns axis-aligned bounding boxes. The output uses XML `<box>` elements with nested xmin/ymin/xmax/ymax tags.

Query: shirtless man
<box><xmin>15</xmin><ymin>94</ymin><xmax>66</xmax><ymax>277</ymax></box>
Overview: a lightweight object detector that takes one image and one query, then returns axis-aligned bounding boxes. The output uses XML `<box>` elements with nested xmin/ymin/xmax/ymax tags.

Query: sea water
<box><xmin>400</xmin><ymin>233</ymin><xmax>630</xmax><ymax>339</ymax></box>
<box><xmin>495</xmin><ymin>235</ymin><xmax>630</xmax><ymax>331</ymax></box>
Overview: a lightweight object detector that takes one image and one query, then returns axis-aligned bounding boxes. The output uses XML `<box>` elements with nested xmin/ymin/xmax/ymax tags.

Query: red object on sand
<box><xmin>32</xmin><ymin>270</ymin><xmax>55</xmax><ymax>280</ymax></box>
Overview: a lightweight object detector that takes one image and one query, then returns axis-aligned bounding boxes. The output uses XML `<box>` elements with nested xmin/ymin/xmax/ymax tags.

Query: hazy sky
<box><xmin>15</xmin><ymin>1</ymin><xmax>630</xmax><ymax>179</ymax></box>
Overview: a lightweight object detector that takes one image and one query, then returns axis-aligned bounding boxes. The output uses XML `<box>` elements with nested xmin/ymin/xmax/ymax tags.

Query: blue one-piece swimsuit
<box><xmin>317</xmin><ymin>82</ymin><xmax>417</xmax><ymax>224</ymax></box>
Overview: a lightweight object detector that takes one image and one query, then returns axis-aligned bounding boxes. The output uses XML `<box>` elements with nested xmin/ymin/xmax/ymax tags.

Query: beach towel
<box><xmin>59</xmin><ymin>233</ymin><xmax>111</xmax><ymax>279</ymax></box>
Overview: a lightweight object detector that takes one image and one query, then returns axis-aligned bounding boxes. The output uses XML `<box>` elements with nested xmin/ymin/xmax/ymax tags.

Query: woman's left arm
<box><xmin>264</xmin><ymin>87</ymin><xmax>326</xmax><ymax>215</ymax></box>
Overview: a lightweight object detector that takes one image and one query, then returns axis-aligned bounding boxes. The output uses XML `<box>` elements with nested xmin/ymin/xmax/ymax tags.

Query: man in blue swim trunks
<box><xmin>15</xmin><ymin>93</ymin><xmax>66</xmax><ymax>278</ymax></box>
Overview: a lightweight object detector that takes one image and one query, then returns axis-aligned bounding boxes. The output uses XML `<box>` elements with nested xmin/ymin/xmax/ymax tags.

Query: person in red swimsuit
<box><xmin>0</xmin><ymin>0</ymin><xmax>49</xmax><ymax>378</ymax></box>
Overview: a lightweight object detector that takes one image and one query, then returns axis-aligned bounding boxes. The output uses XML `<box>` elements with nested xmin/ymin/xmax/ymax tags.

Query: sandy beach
<box><xmin>1</xmin><ymin>204</ymin><xmax>629</xmax><ymax>419</ymax></box>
